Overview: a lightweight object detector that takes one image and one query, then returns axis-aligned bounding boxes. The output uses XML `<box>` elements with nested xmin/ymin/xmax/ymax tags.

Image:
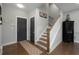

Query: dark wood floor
<box><xmin>3</xmin><ymin>41</ymin><xmax>47</xmax><ymax>55</ymax></box>
<box><xmin>50</xmin><ymin>42</ymin><xmax>79</xmax><ymax>55</ymax></box>
<box><xmin>3</xmin><ymin>43</ymin><xmax>29</xmax><ymax>55</ymax></box>
<box><xmin>3</xmin><ymin>42</ymin><xmax>79</xmax><ymax>55</ymax></box>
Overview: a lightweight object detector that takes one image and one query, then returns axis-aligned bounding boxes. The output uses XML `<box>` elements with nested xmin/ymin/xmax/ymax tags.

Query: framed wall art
<box><xmin>39</xmin><ymin>11</ymin><xmax>47</xmax><ymax>18</ymax></box>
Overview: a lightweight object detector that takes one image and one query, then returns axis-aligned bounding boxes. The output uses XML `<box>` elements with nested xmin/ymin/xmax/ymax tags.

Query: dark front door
<box><xmin>30</xmin><ymin>17</ymin><xmax>35</xmax><ymax>43</ymax></box>
<box><xmin>17</xmin><ymin>17</ymin><xmax>27</xmax><ymax>41</ymax></box>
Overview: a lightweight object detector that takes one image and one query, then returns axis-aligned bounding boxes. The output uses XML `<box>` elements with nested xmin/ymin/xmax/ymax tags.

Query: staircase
<box><xmin>36</xmin><ymin>24</ymin><xmax>52</xmax><ymax>52</ymax></box>
<box><xmin>35</xmin><ymin>3</ymin><xmax>61</xmax><ymax>53</ymax></box>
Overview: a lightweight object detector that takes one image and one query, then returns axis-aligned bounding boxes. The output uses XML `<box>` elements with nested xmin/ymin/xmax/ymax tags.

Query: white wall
<box><xmin>64</xmin><ymin>10</ymin><xmax>79</xmax><ymax>43</ymax></box>
<box><xmin>2</xmin><ymin>4</ymin><xmax>28</xmax><ymax>45</ymax></box>
<box><xmin>49</xmin><ymin>4</ymin><xmax>60</xmax><ymax>20</ymax></box>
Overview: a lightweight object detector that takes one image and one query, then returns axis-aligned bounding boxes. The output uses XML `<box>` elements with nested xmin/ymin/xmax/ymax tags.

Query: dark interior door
<box><xmin>30</xmin><ymin>17</ymin><xmax>35</xmax><ymax>43</ymax></box>
<box><xmin>63</xmin><ymin>21</ymin><xmax>74</xmax><ymax>42</ymax></box>
<box><xmin>17</xmin><ymin>17</ymin><xmax>27</xmax><ymax>41</ymax></box>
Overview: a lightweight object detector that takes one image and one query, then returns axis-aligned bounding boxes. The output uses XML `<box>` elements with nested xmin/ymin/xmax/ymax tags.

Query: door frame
<box><xmin>16</xmin><ymin>16</ymin><xmax>27</xmax><ymax>42</ymax></box>
<box><xmin>30</xmin><ymin>17</ymin><xmax>35</xmax><ymax>43</ymax></box>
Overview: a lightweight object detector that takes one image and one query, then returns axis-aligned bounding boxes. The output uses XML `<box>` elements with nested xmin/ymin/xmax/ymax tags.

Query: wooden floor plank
<box><xmin>50</xmin><ymin>42</ymin><xmax>79</xmax><ymax>55</ymax></box>
<box><xmin>3</xmin><ymin>43</ymin><xmax>29</xmax><ymax>55</ymax></box>
<box><xmin>3</xmin><ymin>41</ymin><xmax>79</xmax><ymax>55</ymax></box>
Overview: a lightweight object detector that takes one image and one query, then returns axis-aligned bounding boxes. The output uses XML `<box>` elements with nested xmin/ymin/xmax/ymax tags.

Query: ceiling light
<box><xmin>16</xmin><ymin>4</ymin><xmax>24</xmax><ymax>8</ymax></box>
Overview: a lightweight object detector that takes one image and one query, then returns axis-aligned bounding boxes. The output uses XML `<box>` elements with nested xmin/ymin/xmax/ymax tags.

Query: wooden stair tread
<box><xmin>48</xmin><ymin>23</ymin><xmax>52</xmax><ymax>26</ymax></box>
<box><xmin>47</xmin><ymin>27</ymin><xmax>51</xmax><ymax>30</ymax></box>
<box><xmin>41</xmin><ymin>36</ymin><xmax>47</xmax><ymax>39</ymax></box>
<box><xmin>39</xmin><ymin>39</ymin><xmax>47</xmax><ymax>44</ymax></box>
<box><xmin>44</xmin><ymin>32</ymin><xmax>48</xmax><ymax>34</ymax></box>
<box><xmin>37</xmin><ymin>41</ymin><xmax>47</xmax><ymax>47</ymax></box>
<box><xmin>36</xmin><ymin>25</ymin><xmax>51</xmax><ymax>52</ymax></box>
<box><xmin>40</xmin><ymin>38</ymin><xmax>48</xmax><ymax>42</ymax></box>
<box><xmin>36</xmin><ymin>42</ymin><xmax>47</xmax><ymax>50</ymax></box>
<box><xmin>47</xmin><ymin>25</ymin><xmax>52</xmax><ymax>30</ymax></box>
<box><xmin>42</xmin><ymin>35</ymin><xmax>47</xmax><ymax>37</ymax></box>
<box><xmin>44</xmin><ymin>33</ymin><xmax>47</xmax><ymax>34</ymax></box>
<box><xmin>35</xmin><ymin>44</ymin><xmax>47</xmax><ymax>52</ymax></box>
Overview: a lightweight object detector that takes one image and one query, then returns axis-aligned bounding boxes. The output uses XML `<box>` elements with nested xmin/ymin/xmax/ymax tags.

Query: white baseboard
<box><xmin>0</xmin><ymin>41</ymin><xmax>17</xmax><ymax>55</ymax></box>
<box><xmin>0</xmin><ymin>46</ymin><xmax>3</xmax><ymax>50</ymax></box>
<box><xmin>2</xmin><ymin>41</ymin><xmax>17</xmax><ymax>46</ymax></box>
<box><xmin>0</xmin><ymin>46</ymin><xmax>3</xmax><ymax>55</ymax></box>
<box><xmin>74</xmin><ymin>40</ymin><xmax>79</xmax><ymax>43</ymax></box>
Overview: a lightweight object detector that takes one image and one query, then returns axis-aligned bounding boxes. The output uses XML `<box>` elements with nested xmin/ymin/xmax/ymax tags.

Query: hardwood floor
<box><xmin>50</xmin><ymin>42</ymin><xmax>79</xmax><ymax>55</ymax></box>
<box><xmin>3</xmin><ymin>43</ymin><xmax>29</xmax><ymax>55</ymax></box>
<box><xmin>2</xmin><ymin>41</ymin><xmax>47</xmax><ymax>55</ymax></box>
<box><xmin>3</xmin><ymin>42</ymin><xmax>79</xmax><ymax>55</ymax></box>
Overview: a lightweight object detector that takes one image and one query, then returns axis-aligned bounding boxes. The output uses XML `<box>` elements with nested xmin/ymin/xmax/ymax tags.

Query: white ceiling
<box><xmin>55</xmin><ymin>3</ymin><xmax>79</xmax><ymax>13</ymax></box>
<box><xmin>3</xmin><ymin>3</ymin><xmax>44</xmax><ymax>13</ymax></box>
<box><xmin>4</xmin><ymin>3</ymin><xmax>79</xmax><ymax>13</ymax></box>
<box><xmin>19</xmin><ymin>3</ymin><xmax>44</xmax><ymax>12</ymax></box>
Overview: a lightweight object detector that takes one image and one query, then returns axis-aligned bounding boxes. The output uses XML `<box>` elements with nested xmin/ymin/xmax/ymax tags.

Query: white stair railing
<box><xmin>47</xmin><ymin>12</ymin><xmax>63</xmax><ymax>53</ymax></box>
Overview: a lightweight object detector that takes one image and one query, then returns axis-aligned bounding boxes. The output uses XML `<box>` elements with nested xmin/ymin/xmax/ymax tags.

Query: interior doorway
<box><xmin>30</xmin><ymin>17</ymin><xmax>35</xmax><ymax>43</ymax></box>
<box><xmin>17</xmin><ymin>17</ymin><xmax>27</xmax><ymax>42</ymax></box>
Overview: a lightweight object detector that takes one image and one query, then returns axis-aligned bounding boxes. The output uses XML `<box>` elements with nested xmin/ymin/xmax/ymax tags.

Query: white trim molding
<box><xmin>74</xmin><ymin>40</ymin><xmax>79</xmax><ymax>43</ymax></box>
<box><xmin>2</xmin><ymin>41</ymin><xmax>17</xmax><ymax>46</ymax></box>
<box><xmin>0</xmin><ymin>46</ymin><xmax>3</xmax><ymax>55</ymax></box>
